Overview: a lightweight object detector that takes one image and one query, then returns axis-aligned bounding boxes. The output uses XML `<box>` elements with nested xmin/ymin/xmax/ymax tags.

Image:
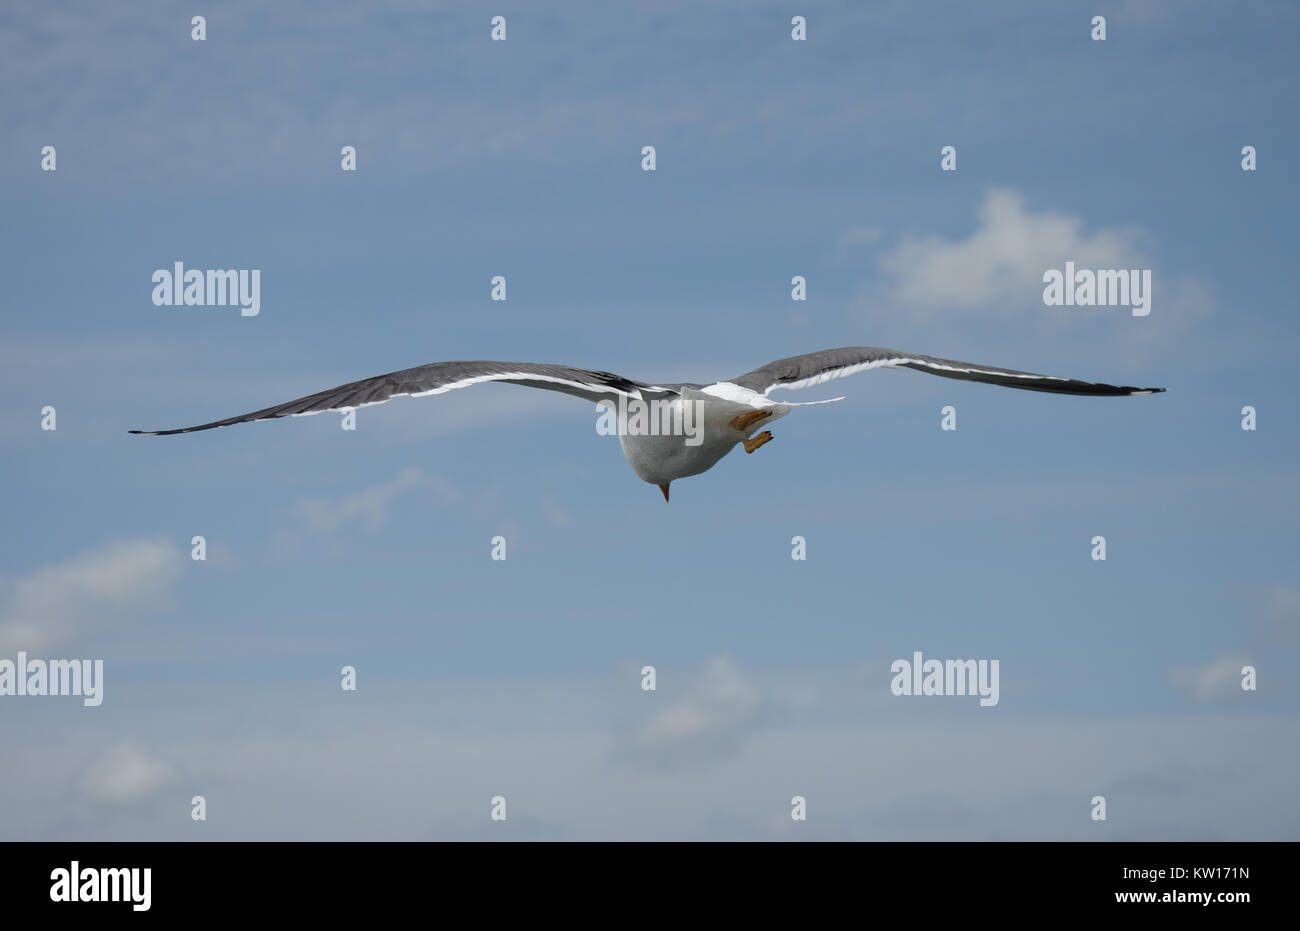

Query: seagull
<box><xmin>130</xmin><ymin>346</ymin><xmax>1164</xmax><ymax>501</ymax></box>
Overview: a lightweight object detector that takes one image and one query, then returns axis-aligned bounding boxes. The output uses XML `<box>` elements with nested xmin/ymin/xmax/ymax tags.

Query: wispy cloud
<box><xmin>627</xmin><ymin>656</ymin><xmax>762</xmax><ymax>764</ymax></box>
<box><xmin>855</xmin><ymin>187</ymin><xmax>1214</xmax><ymax>367</ymax></box>
<box><xmin>1169</xmin><ymin>656</ymin><xmax>1253</xmax><ymax>703</ymax></box>
<box><xmin>79</xmin><ymin>743</ymin><xmax>178</xmax><ymax>806</ymax></box>
<box><xmin>296</xmin><ymin>467</ymin><xmax>458</xmax><ymax>533</ymax></box>
<box><xmin>0</xmin><ymin>538</ymin><xmax>183</xmax><ymax>653</ymax></box>
<box><xmin>880</xmin><ymin>189</ymin><xmax>1146</xmax><ymax>315</ymax></box>
<box><xmin>4</xmin><ymin>676</ymin><xmax>1298</xmax><ymax>840</ymax></box>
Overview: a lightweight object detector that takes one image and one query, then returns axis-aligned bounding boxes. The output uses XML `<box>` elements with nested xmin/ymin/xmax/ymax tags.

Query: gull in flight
<box><xmin>131</xmin><ymin>346</ymin><xmax>1164</xmax><ymax>501</ymax></box>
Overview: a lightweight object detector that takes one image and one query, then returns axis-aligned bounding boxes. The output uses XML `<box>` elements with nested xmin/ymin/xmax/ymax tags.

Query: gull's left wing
<box><xmin>728</xmin><ymin>346</ymin><xmax>1165</xmax><ymax>398</ymax></box>
<box><xmin>130</xmin><ymin>359</ymin><xmax>672</xmax><ymax>435</ymax></box>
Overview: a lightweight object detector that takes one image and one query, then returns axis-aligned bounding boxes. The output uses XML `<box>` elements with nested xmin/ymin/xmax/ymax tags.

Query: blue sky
<box><xmin>1</xmin><ymin>0</ymin><xmax>1297</xmax><ymax>839</ymax></box>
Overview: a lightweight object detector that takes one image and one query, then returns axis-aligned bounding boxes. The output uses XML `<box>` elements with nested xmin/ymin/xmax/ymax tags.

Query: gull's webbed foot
<box><xmin>729</xmin><ymin>409</ymin><xmax>772</xmax><ymax>433</ymax></box>
<box><xmin>743</xmin><ymin>431</ymin><xmax>773</xmax><ymax>454</ymax></box>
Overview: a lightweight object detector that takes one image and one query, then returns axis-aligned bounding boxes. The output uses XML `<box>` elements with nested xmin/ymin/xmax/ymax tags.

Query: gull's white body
<box><xmin>616</xmin><ymin>385</ymin><xmax>827</xmax><ymax>486</ymax></box>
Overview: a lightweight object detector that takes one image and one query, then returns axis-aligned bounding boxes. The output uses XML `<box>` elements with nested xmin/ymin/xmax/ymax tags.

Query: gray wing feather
<box><xmin>130</xmin><ymin>360</ymin><xmax>667</xmax><ymax>435</ymax></box>
<box><xmin>730</xmin><ymin>347</ymin><xmax>1164</xmax><ymax>397</ymax></box>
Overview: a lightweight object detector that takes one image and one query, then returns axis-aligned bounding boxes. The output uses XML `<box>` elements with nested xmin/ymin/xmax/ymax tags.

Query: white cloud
<box><xmin>630</xmin><ymin>656</ymin><xmax>761</xmax><ymax>762</ymax></box>
<box><xmin>4</xmin><ymin>677</ymin><xmax>1298</xmax><ymax>840</ymax></box>
<box><xmin>296</xmin><ymin>467</ymin><xmax>458</xmax><ymax>533</ymax></box>
<box><xmin>880</xmin><ymin>188</ymin><xmax>1144</xmax><ymax>314</ymax></box>
<box><xmin>0</xmin><ymin>538</ymin><xmax>183</xmax><ymax>654</ymax></box>
<box><xmin>1169</xmin><ymin>656</ymin><xmax>1253</xmax><ymax>702</ymax></box>
<box><xmin>79</xmin><ymin>743</ymin><xmax>177</xmax><ymax>806</ymax></box>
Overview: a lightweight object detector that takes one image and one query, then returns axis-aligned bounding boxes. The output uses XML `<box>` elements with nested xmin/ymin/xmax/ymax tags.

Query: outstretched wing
<box><xmin>728</xmin><ymin>347</ymin><xmax>1164</xmax><ymax>397</ymax></box>
<box><xmin>130</xmin><ymin>360</ymin><xmax>671</xmax><ymax>435</ymax></box>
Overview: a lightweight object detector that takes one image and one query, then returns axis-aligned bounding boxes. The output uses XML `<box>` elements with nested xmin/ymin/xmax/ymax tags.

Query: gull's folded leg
<box><xmin>743</xmin><ymin>431</ymin><xmax>773</xmax><ymax>454</ymax></box>
<box><xmin>729</xmin><ymin>409</ymin><xmax>772</xmax><ymax>433</ymax></box>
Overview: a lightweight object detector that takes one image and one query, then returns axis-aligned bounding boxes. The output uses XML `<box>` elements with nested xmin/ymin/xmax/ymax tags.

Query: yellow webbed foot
<box><xmin>729</xmin><ymin>409</ymin><xmax>772</xmax><ymax>433</ymax></box>
<box><xmin>743</xmin><ymin>431</ymin><xmax>773</xmax><ymax>454</ymax></box>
